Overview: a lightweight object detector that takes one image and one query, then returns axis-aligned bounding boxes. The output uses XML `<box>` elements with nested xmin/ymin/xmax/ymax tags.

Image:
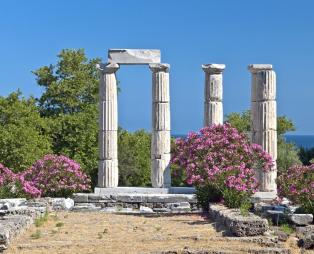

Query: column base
<box><xmin>251</xmin><ymin>191</ymin><xmax>277</xmax><ymax>203</ymax></box>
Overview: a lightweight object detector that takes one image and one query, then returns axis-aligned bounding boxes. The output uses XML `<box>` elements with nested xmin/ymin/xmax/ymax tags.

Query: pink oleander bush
<box><xmin>171</xmin><ymin>123</ymin><xmax>273</xmax><ymax>209</ymax></box>
<box><xmin>0</xmin><ymin>163</ymin><xmax>41</xmax><ymax>198</ymax></box>
<box><xmin>277</xmin><ymin>164</ymin><xmax>314</xmax><ymax>214</ymax></box>
<box><xmin>22</xmin><ymin>154</ymin><xmax>91</xmax><ymax>197</ymax></box>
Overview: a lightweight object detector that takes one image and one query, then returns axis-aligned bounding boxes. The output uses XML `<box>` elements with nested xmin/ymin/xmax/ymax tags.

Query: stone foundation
<box><xmin>208</xmin><ymin>203</ymin><xmax>269</xmax><ymax>237</ymax></box>
<box><xmin>73</xmin><ymin>187</ymin><xmax>198</xmax><ymax>213</ymax></box>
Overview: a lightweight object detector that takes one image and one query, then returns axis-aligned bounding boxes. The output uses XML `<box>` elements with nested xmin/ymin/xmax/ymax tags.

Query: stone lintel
<box><xmin>248</xmin><ymin>64</ymin><xmax>273</xmax><ymax>73</ymax></box>
<box><xmin>96</xmin><ymin>63</ymin><xmax>119</xmax><ymax>74</ymax></box>
<box><xmin>108</xmin><ymin>49</ymin><xmax>161</xmax><ymax>64</ymax></box>
<box><xmin>149</xmin><ymin>63</ymin><xmax>170</xmax><ymax>73</ymax></box>
<box><xmin>202</xmin><ymin>64</ymin><xmax>226</xmax><ymax>74</ymax></box>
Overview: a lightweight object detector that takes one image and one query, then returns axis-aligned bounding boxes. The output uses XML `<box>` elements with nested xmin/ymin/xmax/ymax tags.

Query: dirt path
<box><xmin>6</xmin><ymin>212</ymin><xmax>303</xmax><ymax>254</ymax></box>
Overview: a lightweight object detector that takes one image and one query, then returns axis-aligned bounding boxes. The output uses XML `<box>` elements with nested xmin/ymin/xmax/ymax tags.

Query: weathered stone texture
<box><xmin>98</xmin><ymin>159</ymin><xmax>118</xmax><ymax>188</ymax></box>
<box><xmin>99</xmin><ymin>101</ymin><xmax>118</xmax><ymax>131</ymax></box>
<box><xmin>99</xmin><ymin>131</ymin><xmax>118</xmax><ymax>160</ymax></box>
<box><xmin>97</xmin><ymin>63</ymin><xmax>119</xmax><ymax>188</ymax></box>
<box><xmin>151</xmin><ymin>131</ymin><xmax>171</xmax><ymax>156</ymax></box>
<box><xmin>208</xmin><ymin>203</ymin><xmax>269</xmax><ymax>237</ymax></box>
<box><xmin>249</xmin><ymin>65</ymin><xmax>277</xmax><ymax>192</ymax></box>
<box><xmin>204</xmin><ymin>101</ymin><xmax>223</xmax><ymax>126</ymax></box>
<box><xmin>150</xmin><ymin>63</ymin><xmax>171</xmax><ymax>188</ymax></box>
<box><xmin>152</xmin><ymin>103</ymin><xmax>171</xmax><ymax>131</ymax></box>
<box><xmin>108</xmin><ymin>49</ymin><xmax>161</xmax><ymax>64</ymax></box>
<box><xmin>251</xmin><ymin>101</ymin><xmax>277</xmax><ymax>131</ymax></box>
<box><xmin>202</xmin><ymin>64</ymin><xmax>225</xmax><ymax>126</ymax></box>
<box><xmin>252</xmin><ymin>130</ymin><xmax>277</xmax><ymax>160</ymax></box>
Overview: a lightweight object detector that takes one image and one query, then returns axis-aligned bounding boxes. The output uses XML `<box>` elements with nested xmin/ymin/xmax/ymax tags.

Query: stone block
<box><xmin>297</xmin><ymin>225</ymin><xmax>314</xmax><ymax>249</ymax></box>
<box><xmin>151</xmin><ymin>131</ymin><xmax>171</xmax><ymax>156</ymax></box>
<box><xmin>202</xmin><ymin>64</ymin><xmax>225</xmax><ymax>74</ymax></box>
<box><xmin>72</xmin><ymin>193</ymin><xmax>89</xmax><ymax>203</ymax></box>
<box><xmin>208</xmin><ymin>203</ymin><xmax>269</xmax><ymax>237</ymax></box>
<box><xmin>252</xmin><ymin>130</ymin><xmax>277</xmax><ymax>160</ymax></box>
<box><xmin>151</xmin><ymin>155</ymin><xmax>171</xmax><ymax>188</ymax></box>
<box><xmin>251</xmin><ymin>101</ymin><xmax>277</xmax><ymax>131</ymax></box>
<box><xmin>204</xmin><ymin>101</ymin><xmax>223</xmax><ymax>125</ymax></box>
<box><xmin>99</xmin><ymin>101</ymin><xmax>118</xmax><ymax>131</ymax></box>
<box><xmin>98</xmin><ymin>159</ymin><xmax>118</xmax><ymax>188</ymax></box>
<box><xmin>51</xmin><ymin>198</ymin><xmax>74</xmax><ymax>211</ymax></box>
<box><xmin>255</xmin><ymin>168</ymin><xmax>277</xmax><ymax>192</ymax></box>
<box><xmin>152</xmin><ymin>102</ymin><xmax>170</xmax><ymax>131</ymax></box>
<box><xmin>0</xmin><ymin>199</ymin><xmax>26</xmax><ymax>208</ymax></box>
<box><xmin>204</xmin><ymin>73</ymin><xmax>223</xmax><ymax>101</ymax></box>
<box><xmin>289</xmin><ymin>214</ymin><xmax>313</xmax><ymax>226</ymax></box>
<box><xmin>99</xmin><ymin>74</ymin><xmax>118</xmax><ymax>101</ymax></box>
<box><xmin>152</xmin><ymin>72</ymin><xmax>169</xmax><ymax>102</ymax></box>
<box><xmin>108</xmin><ymin>49</ymin><xmax>160</xmax><ymax>64</ymax></box>
<box><xmin>251</xmin><ymin>70</ymin><xmax>276</xmax><ymax>102</ymax></box>
<box><xmin>94</xmin><ymin>187</ymin><xmax>196</xmax><ymax>195</ymax></box>
<box><xmin>139</xmin><ymin>206</ymin><xmax>154</xmax><ymax>213</ymax></box>
<box><xmin>99</xmin><ymin>130</ymin><xmax>118</xmax><ymax>159</ymax></box>
<box><xmin>251</xmin><ymin>191</ymin><xmax>277</xmax><ymax>203</ymax></box>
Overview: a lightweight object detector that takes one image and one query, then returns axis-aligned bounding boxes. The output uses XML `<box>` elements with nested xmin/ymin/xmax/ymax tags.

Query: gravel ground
<box><xmin>6</xmin><ymin>212</ymin><xmax>305</xmax><ymax>254</ymax></box>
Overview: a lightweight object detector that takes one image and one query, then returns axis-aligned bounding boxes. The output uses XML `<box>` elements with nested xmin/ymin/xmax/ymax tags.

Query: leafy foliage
<box><xmin>224</xmin><ymin>110</ymin><xmax>251</xmax><ymax>133</ymax></box>
<box><xmin>23</xmin><ymin>154</ymin><xmax>91</xmax><ymax>197</ymax></box>
<box><xmin>277</xmin><ymin>141</ymin><xmax>302</xmax><ymax>173</ymax></box>
<box><xmin>118</xmin><ymin>129</ymin><xmax>151</xmax><ymax>186</ymax></box>
<box><xmin>299</xmin><ymin>147</ymin><xmax>314</xmax><ymax>165</ymax></box>
<box><xmin>33</xmin><ymin>49</ymin><xmax>100</xmax><ymax>186</ymax></box>
<box><xmin>225</xmin><ymin>110</ymin><xmax>301</xmax><ymax>173</ymax></box>
<box><xmin>277</xmin><ymin>164</ymin><xmax>314</xmax><ymax>214</ymax></box>
<box><xmin>171</xmin><ymin>124</ymin><xmax>273</xmax><ymax>208</ymax></box>
<box><xmin>0</xmin><ymin>163</ymin><xmax>41</xmax><ymax>198</ymax></box>
<box><xmin>0</xmin><ymin>92</ymin><xmax>52</xmax><ymax>172</ymax></box>
<box><xmin>33</xmin><ymin>49</ymin><xmax>100</xmax><ymax>116</ymax></box>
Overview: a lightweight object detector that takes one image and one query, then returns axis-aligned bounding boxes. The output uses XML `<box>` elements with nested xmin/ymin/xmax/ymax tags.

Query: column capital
<box><xmin>248</xmin><ymin>64</ymin><xmax>273</xmax><ymax>73</ymax></box>
<box><xmin>96</xmin><ymin>63</ymin><xmax>120</xmax><ymax>74</ymax></box>
<box><xmin>202</xmin><ymin>64</ymin><xmax>225</xmax><ymax>74</ymax></box>
<box><xmin>149</xmin><ymin>63</ymin><xmax>170</xmax><ymax>73</ymax></box>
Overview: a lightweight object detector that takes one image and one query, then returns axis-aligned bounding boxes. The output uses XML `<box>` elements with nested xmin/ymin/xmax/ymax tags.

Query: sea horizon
<box><xmin>172</xmin><ymin>134</ymin><xmax>314</xmax><ymax>149</ymax></box>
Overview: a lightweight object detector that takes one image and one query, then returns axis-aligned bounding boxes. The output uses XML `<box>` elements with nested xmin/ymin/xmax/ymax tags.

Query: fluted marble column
<box><xmin>249</xmin><ymin>64</ymin><xmax>277</xmax><ymax>192</ymax></box>
<box><xmin>202</xmin><ymin>64</ymin><xmax>225</xmax><ymax>126</ymax></box>
<box><xmin>149</xmin><ymin>63</ymin><xmax>171</xmax><ymax>188</ymax></box>
<box><xmin>97</xmin><ymin>63</ymin><xmax>119</xmax><ymax>187</ymax></box>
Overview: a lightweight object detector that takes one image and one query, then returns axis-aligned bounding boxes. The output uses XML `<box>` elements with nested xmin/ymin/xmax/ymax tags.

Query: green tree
<box><xmin>0</xmin><ymin>92</ymin><xmax>52</xmax><ymax>172</ymax></box>
<box><xmin>224</xmin><ymin>110</ymin><xmax>251</xmax><ymax>133</ymax></box>
<box><xmin>225</xmin><ymin>110</ymin><xmax>301</xmax><ymax>173</ymax></box>
<box><xmin>118</xmin><ymin>129</ymin><xmax>151</xmax><ymax>186</ymax></box>
<box><xmin>33</xmin><ymin>49</ymin><xmax>100</xmax><ymax>185</ymax></box>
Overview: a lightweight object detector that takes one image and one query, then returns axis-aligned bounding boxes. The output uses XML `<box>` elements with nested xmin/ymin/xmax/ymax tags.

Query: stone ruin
<box><xmin>96</xmin><ymin>49</ymin><xmax>277</xmax><ymax>197</ymax></box>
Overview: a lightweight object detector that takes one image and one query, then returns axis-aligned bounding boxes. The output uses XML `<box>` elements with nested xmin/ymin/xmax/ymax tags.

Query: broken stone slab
<box><xmin>289</xmin><ymin>214</ymin><xmax>313</xmax><ymax>226</ymax></box>
<box><xmin>0</xmin><ymin>199</ymin><xmax>26</xmax><ymax>208</ymax></box>
<box><xmin>108</xmin><ymin>49</ymin><xmax>160</xmax><ymax>64</ymax></box>
<box><xmin>139</xmin><ymin>206</ymin><xmax>154</xmax><ymax>213</ymax></box>
<box><xmin>51</xmin><ymin>198</ymin><xmax>74</xmax><ymax>211</ymax></box>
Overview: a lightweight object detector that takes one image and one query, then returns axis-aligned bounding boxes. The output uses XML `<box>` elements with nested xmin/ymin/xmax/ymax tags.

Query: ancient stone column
<box><xmin>249</xmin><ymin>64</ymin><xmax>277</xmax><ymax>192</ymax></box>
<box><xmin>97</xmin><ymin>63</ymin><xmax>119</xmax><ymax>188</ymax></box>
<box><xmin>149</xmin><ymin>63</ymin><xmax>171</xmax><ymax>188</ymax></box>
<box><xmin>202</xmin><ymin>64</ymin><xmax>225</xmax><ymax>126</ymax></box>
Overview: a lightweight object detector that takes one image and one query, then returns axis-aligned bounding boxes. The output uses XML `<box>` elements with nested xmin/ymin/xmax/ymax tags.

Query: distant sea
<box><xmin>172</xmin><ymin>134</ymin><xmax>314</xmax><ymax>149</ymax></box>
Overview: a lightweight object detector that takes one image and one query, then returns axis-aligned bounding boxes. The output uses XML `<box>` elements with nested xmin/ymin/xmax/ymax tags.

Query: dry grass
<box><xmin>6</xmin><ymin>212</ymin><xmax>306</xmax><ymax>254</ymax></box>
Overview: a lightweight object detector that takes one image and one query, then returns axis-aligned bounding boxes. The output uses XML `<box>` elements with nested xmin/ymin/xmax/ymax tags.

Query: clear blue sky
<box><xmin>1</xmin><ymin>0</ymin><xmax>313</xmax><ymax>134</ymax></box>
